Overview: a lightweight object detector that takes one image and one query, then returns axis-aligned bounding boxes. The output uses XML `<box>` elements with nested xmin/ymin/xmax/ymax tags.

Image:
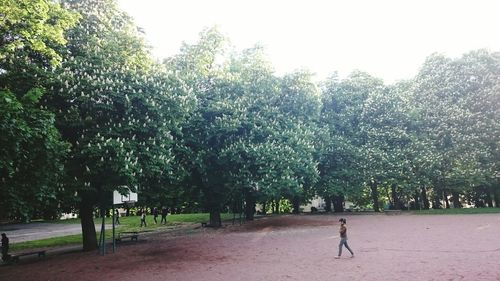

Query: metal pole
<box><xmin>112</xmin><ymin>204</ymin><xmax>116</xmax><ymax>253</ymax></box>
<box><xmin>101</xmin><ymin>208</ymin><xmax>106</xmax><ymax>255</ymax></box>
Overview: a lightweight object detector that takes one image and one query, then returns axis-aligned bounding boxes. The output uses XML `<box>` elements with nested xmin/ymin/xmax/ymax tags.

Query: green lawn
<box><xmin>413</xmin><ymin>207</ymin><xmax>500</xmax><ymax>215</ymax></box>
<box><xmin>11</xmin><ymin>213</ymin><xmax>236</xmax><ymax>251</ymax></box>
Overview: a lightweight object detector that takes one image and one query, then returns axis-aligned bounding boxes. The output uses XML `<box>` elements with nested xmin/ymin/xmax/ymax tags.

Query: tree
<box><xmin>0</xmin><ymin>89</ymin><xmax>68</xmax><ymax>220</ymax></box>
<box><xmin>319</xmin><ymin>72</ymin><xmax>384</xmax><ymax>211</ymax></box>
<box><xmin>0</xmin><ymin>0</ymin><xmax>79</xmax><ymax>66</ymax></box>
<box><xmin>0</xmin><ymin>0</ymin><xmax>77</xmax><ymax>220</ymax></box>
<box><xmin>43</xmin><ymin>0</ymin><xmax>190</xmax><ymax>250</ymax></box>
<box><xmin>410</xmin><ymin>50</ymin><xmax>500</xmax><ymax>208</ymax></box>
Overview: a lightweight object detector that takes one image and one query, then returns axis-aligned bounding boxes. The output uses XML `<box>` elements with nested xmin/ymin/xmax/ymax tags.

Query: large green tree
<box><xmin>0</xmin><ymin>0</ymin><xmax>78</xmax><ymax>220</ymax></box>
<box><xmin>43</xmin><ymin>0</ymin><xmax>190</xmax><ymax>250</ymax></box>
<box><xmin>411</xmin><ymin>50</ymin><xmax>500</xmax><ymax>208</ymax></box>
<box><xmin>319</xmin><ymin>72</ymin><xmax>384</xmax><ymax>211</ymax></box>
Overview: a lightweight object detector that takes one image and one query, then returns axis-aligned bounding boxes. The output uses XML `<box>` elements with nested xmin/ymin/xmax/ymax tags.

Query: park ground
<box><xmin>1</xmin><ymin>213</ymin><xmax>500</xmax><ymax>281</ymax></box>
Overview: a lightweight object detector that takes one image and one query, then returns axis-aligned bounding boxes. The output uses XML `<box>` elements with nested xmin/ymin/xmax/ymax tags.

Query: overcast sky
<box><xmin>118</xmin><ymin>0</ymin><xmax>500</xmax><ymax>84</ymax></box>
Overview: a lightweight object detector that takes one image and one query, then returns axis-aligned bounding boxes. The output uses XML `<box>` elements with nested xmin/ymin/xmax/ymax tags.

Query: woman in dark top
<box><xmin>335</xmin><ymin>218</ymin><xmax>354</xmax><ymax>259</ymax></box>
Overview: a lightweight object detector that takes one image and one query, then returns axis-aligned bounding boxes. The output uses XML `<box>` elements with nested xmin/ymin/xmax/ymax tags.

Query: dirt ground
<box><xmin>1</xmin><ymin>213</ymin><xmax>499</xmax><ymax>281</ymax></box>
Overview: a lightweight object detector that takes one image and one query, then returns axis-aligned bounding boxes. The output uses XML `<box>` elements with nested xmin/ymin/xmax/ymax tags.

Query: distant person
<box><xmin>115</xmin><ymin>209</ymin><xmax>120</xmax><ymax>225</ymax></box>
<box><xmin>335</xmin><ymin>218</ymin><xmax>354</xmax><ymax>259</ymax></box>
<box><xmin>1</xmin><ymin>233</ymin><xmax>9</xmax><ymax>262</ymax></box>
<box><xmin>153</xmin><ymin>207</ymin><xmax>159</xmax><ymax>224</ymax></box>
<box><xmin>140</xmin><ymin>209</ymin><xmax>147</xmax><ymax>227</ymax></box>
<box><xmin>160</xmin><ymin>206</ymin><xmax>168</xmax><ymax>224</ymax></box>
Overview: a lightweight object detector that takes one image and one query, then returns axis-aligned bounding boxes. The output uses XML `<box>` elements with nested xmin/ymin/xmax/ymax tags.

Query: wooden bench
<box><xmin>115</xmin><ymin>231</ymin><xmax>139</xmax><ymax>243</ymax></box>
<box><xmin>11</xmin><ymin>250</ymin><xmax>46</xmax><ymax>262</ymax></box>
<box><xmin>384</xmin><ymin>210</ymin><xmax>402</xmax><ymax>215</ymax></box>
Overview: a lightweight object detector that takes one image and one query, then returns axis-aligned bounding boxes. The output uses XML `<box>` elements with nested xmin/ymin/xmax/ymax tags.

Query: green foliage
<box><xmin>0</xmin><ymin>0</ymin><xmax>79</xmax><ymax>66</ymax></box>
<box><xmin>0</xmin><ymin>89</ymin><xmax>68</xmax><ymax>220</ymax></box>
<box><xmin>411</xmin><ymin>50</ymin><xmax>500</xmax><ymax>203</ymax></box>
<box><xmin>42</xmin><ymin>0</ymin><xmax>191</xmax><ymax>206</ymax></box>
<box><xmin>318</xmin><ymin>72</ymin><xmax>384</xmax><ymax>205</ymax></box>
<box><xmin>1</xmin><ymin>0</ymin><xmax>498</xmax><ymax>233</ymax></box>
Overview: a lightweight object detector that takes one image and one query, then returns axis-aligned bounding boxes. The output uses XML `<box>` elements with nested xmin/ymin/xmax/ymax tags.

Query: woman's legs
<box><xmin>344</xmin><ymin>240</ymin><xmax>354</xmax><ymax>255</ymax></box>
<box><xmin>337</xmin><ymin>238</ymin><xmax>354</xmax><ymax>257</ymax></box>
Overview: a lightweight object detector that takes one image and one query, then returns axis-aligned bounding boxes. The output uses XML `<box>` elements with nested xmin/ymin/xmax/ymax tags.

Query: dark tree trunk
<box><xmin>494</xmin><ymin>188</ymin><xmax>500</xmax><ymax>207</ymax></box>
<box><xmin>486</xmin><ymin>189</ymin><xmax>493</xmax><ymax>207</ymax></box>
<box><xmin>421</xmin><ymin>186</ymin><xmax>430</xmax><ymax>210</ymax></box>
<box><xmin>80</xmin><ymin>192</ymin><xmax>98</xmax><ymax>251</ymax></box>
<box><xmin>245</xmin><ymin>192</ymin><xmax>256</xmax><ymax>220</ymax></box>
<box><xmin>451</xmin><ymin>191</ymin><xmax>462</xmax><ymax>208</ymax></box>
<box><xmin>274</xmin><ymin>200</ymin><xmax>279</xmax><ymax>214</ymax></box>
<box><xmin>370</xmin><ymin>180</ymin><xmax>380</xmax><ymax>212</ymax></box>
<box><xmin>261</xmin><ymin>202</ymin><xmax>267</xmax><ymax>215</ymax></box>
<box><xmin>292</xmin><ymin>197</ymin><xmax>300</xmax><ymax>214</ymax></box>
<box><xmin>391</xmin><ymin>184</ymin><xmax>399</xmax><ymax>210</ymax></box>
<box><xmin>432</xmin><ymin>191</ymin><xmax>442</xmax><ymax>209</ymax></box>
<box><xmin>444</xmin><ymin>191</ymin><xmax>450</xmax><ymax>209</ymax></box>
<box><xmin>332</xmin><ymin>195</ymin><xmax>344</xmax><ymax>212</ymax></box>
<box><xmin>324</xmin><ymin>195</ymin><xmax>332</xmax><ymax>212</ymax></box>
<box><xmin>205</xmin><ymin>186</ymin><xmax>222</xmax><ymax>227</ymax></box>
<box><xmin>209</xmin><ymin>208</ymin><xmax>222</xmax><ymax>227</ymax></box>
<box><xmin>414</xmin><ymin>191</ymin><xmax>420</xmax><ymax>210</ymax></box>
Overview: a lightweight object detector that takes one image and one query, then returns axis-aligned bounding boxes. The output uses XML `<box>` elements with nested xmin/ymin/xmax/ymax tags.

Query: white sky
<box><xmin>118</xmin><ymin>0</ymin><xmax>500</xmax><ymax>84</ymax></box>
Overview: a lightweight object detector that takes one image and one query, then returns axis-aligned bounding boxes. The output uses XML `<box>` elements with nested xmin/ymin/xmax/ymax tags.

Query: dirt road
<box><xmin>1</xmin><ymin>214</ymin><xmax>499</xmax><ymax>281</ymax></box>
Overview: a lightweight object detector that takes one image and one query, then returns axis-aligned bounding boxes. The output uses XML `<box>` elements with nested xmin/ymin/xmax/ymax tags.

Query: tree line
<box><xmin>1</xmin><ymin>0</ymin><xmax>499</xmax><ymax>251</ymax></box>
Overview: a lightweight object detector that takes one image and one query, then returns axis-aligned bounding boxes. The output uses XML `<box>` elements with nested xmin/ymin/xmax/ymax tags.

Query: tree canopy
<box><xmin>1</xmin><ymin>0</ymin><xmax>499</xmax><ymax>250</ymax></box>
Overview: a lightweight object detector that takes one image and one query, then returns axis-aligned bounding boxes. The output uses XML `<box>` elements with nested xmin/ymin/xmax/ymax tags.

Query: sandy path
<box><xmin>1</xmin><ymin>214</ymin><xmax>499</xmax><ymax>281</ymax></box>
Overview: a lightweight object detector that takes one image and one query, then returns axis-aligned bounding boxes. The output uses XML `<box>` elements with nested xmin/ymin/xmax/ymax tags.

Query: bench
<box><xmin>384</xmin><ymin>210</ymin><xmax>402</xmax><ymax>215</ymax></box>
<box><xmin>11</xmin><ymin>250</ymin><xmax>46</xmax><ymax>262</ymax></box>
<box><xmin>115</xmin><ymin>231</ymin><xmax>139</xmax><ymax>243</ymax></box>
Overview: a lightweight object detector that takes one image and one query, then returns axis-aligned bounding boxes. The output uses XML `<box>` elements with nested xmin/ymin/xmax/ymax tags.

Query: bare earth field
<box><xmin>1</xmin><ymin>213</ymin><xmax>500</xmax><ymax>281</ymax></box>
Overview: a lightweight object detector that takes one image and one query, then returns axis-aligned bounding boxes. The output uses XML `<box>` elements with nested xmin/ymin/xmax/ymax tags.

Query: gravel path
<box><xmin>1</xmin><ymin>214</ymin><xmax>499</xmax><ymax>281</ymax></box>
<box><xmin>0</xmin><ymin>223</ymin><xmax>117</xmax><ymax>242</ymax></box>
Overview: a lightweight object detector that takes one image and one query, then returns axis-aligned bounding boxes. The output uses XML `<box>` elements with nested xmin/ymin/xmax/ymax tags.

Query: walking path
<box><xmin>0</xmin><ymin>223</ymin><xmax>117</xmax><ymax>243</ymax></box>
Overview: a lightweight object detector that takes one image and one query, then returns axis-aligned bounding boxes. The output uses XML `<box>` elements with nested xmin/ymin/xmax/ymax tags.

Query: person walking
<box><xmin>335</xmin><ymin>218</ymin><xmax>354</xmax><ymax>259</ymax></box>
<box><xmin>140</xmin><ymin>209</ymin><xmax>147</xmax><ymax>227</ymax></box>
<box><xmin>160</xmin><ymin>206</ymin><xmax>168</xmax><ymax>224</ymax></box>
<box><xmin>115</xmin><ymin>209</ymin><xmax>120</xmax><ymax>225</ymax></box>
<box><xmin>1</xmin><ymin>233</ymin><xmax>10</xmax><ymax>262</ymax></box>
<box><xmin>153</xmin><ymin>207</ymin><xmax>159</xmax><ymax>224</ymax></box>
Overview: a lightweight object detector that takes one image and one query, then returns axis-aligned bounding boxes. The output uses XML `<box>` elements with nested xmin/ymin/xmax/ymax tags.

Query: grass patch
<box><xmin>413</xmin><ymin>207</ymin><xmax>500</xmax><ymax>215</ymax></box>
<box><xmin>10</xmin><ymin>234</ymin><xmax>83</xmax><ymax>252</ymax></box>
<box><xmin>10</xmin><ymin>213</ymin><xmax>239</xmax><ymax>251</ymax></box>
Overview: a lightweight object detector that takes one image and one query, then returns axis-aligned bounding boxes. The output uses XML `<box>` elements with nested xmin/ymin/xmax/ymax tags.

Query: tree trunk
<box><xmin>324</xmin><ymin>195</ymin><xmax>332</xmax><ymax>212</ymax></box>
<box><xmin>332</xmin><ymin>195</ymin><xmax>344</xmax><ymax>212</ymax></box>
<box><xmin>370</xmin><ymin>180</ymin><xmax>380</xmax><ymax>212</ymax></box>
<box><xmin>209</xmin><ymin>209</ymin><xmax>222</xmax><ymax>227</ymax></box>
<box><xmin>494</xmin><ymin>188</ymin><xmax>500</xmax><ymax>207</ymax></box>
<box><xmin>421</xmin><ymin>186</ymin><xmax>430</xmax><ymax>210</ymax></box>
<box><xmin>486</xmin><ymin>189</ymin><xmax>493</xmax><ymax>207</ymax></box>
<box><xmin>261</xmin><ymin>202</ymin><xmax>267</xmax><ymax>215</ymax></box>
<box><xmin>245</xmin><ymin>192</ymin><xmax>256</xmax><ymax>220</ymax></box>
<box><xmin>432</xmin><ymin>190</ymin><xmax>442</xmax><ymax>209</ymax></box>
<box><xmin>451</xmin><ymin>191</ymin><xmax>462</xmax><ymax>208</ymax></box>
<box><xmin>274</xmin><ymin>199</ymin><xmax>279</xmax><ymax>214</ymax></box>
<box><xmin>391</xmin><ymin>184</ymin><xmax>399</xmax><ymax>210</ymax></box>
<box><xmin>444</xmin><ymin>191</ymin><xmax>450</xmax><ymax>209</ymax></box>
<box><xmin>292</xmin><ymin>197</ymin><xmax>300</xmax><ymax>214</ymax></box>
<box><xmin>80</xmin><ymin>192</ymin><xmax>98</xmax><ymax>251</ymax></box>
<box><xmin>414</xmin><ymin>191</ymin><xmax>420</xmax><ymax>210</ymax></box>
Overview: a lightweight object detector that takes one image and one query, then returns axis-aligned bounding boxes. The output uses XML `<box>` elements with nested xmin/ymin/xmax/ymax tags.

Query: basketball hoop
<box><xmin>113</xmin><ymin>187</ymin><xmax>138</xmax><ymax>205</ymax></box>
